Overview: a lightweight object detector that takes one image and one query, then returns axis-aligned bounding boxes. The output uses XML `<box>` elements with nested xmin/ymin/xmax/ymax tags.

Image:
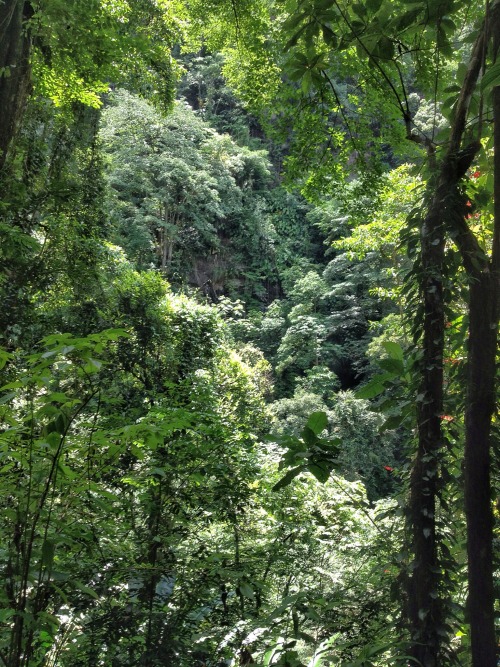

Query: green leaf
<box><xmin>41</xmin><ymin>540</ymin><xmax>55</xmax><ymax>568</ymax></box>
<box><xmin>314</xmin><ymin>0</ymin><xmax>339</xmax><ymax>10</ymax></box>
<box><xmin>306</xmin><ymin>411</ymin><xmax>328</xmax><ymax>435</ymax></box>
<box><xmin>272</xmin><ymin>465</ymin><xmax>305</xmax><ymax>491</ymax></box>
<box><xmin>0</xmin><ymin>380</ymin><xmax>23</xmax><ymax>390</ymax></box>
<box><xmin>102</xmin><ymin>328</ymin><xmax>129</xmax><ymax>341</ymax></box>
<box><xmin>301</xmin><ymin>425</ymin><xmax>319</xmax><ymax>447</ymax></box>
<box><xmin>45</xmin><ymin>431</ymin><xmax>61</xmax><ymax>449</ymax></box>
<box><xmin>382</xmin><ymin>341</ymin><xmax>404</xmax><ymax>360</ymax></box>
<box><xmin>321</xmin><ymin>25</ymin><xmax>337</xmax><ymax>47</ymax></box>
<box><xmin>0</xmin><ymin>349</ymin><xmax>13</xmax><ymax>370</ymax></box>
<box><xmin>285</xmin><ymin>24</ymin><xmax>309</xmax><ymax>51</ymax></box>
<box><xmin>239</xmin><ymin>581</ymin><xmax>255</xmax><ymax>599</ymax></box>
<box><xmin>0</xmin><ymin>392</ymin><xmax>17</xmax><ymax>405</ymax></box>
<box><xmin>41</xmin><ymin>350</ymin><xmax>58</xmax><ymax>359</ymax></box>
<box><xmin>308</xmin><ymin>462</ymin><xmax>330</xmax><ymax>483</ymax></box>
<box><xmin>356</xmin><ymin>379</ymin><xmax>386</xmax><ymax>399</ymax></box>
<box><xmin>301</xmin><ymin>71</ymin><xmax>313</xmax><ymax>93</ymax></box>
<box><xmin>57</xmin><ymin>463</ymin><xmax>76</xmax><ymax>479</ymax></box>
<box><xmin>73</xmin><ymin>580</ymin><xmax>99</xmax><ymax>600</ymax></box>
<box><xmin>373</xmin><ymin>35</ymin><xmax>395</xmax><ymax>60</ymax></box>
<box><xmin>378</xmin><ymin>357</ymin><xmax>404</xmax><ymax>374</ymax></box>
<box><xmin>352</xmin><ymin>3</ymin><xmax>367</xmax><ymax>18</ymax></box>
<box><xmin>366</xmin><ymin>0</ymin><xmax>383</xmax><ymax>12</ymax></box>
<box><xmin>481</xmin><ymin>61</ymin><xmax>500</xmax><ymax>92</ymax></box>
<box><xmin>86</xmin><ymin>358</ymin><xmax>103</xmax><ymax>371</ymax></box>
<box><xmin>46</xmin><ymin>392</ymin><xmax>71</xmax><ymax>404</ymax></box>
<box><xmin>441</xmin><ymin>93</ymin><xmax>458</xmax><ymax>120</ymax></box>
<box><xmin>0</xmin><ymin>608</ymin><xmax>15</xmax><ymax>623</ymax></box>
<box><xmin>381</xmin><ymin>414</ymin><xmax>405</xmax><ymax>431</ymax></box>
<box><xmin>284</xmin><ymin>11</ymin><xmax>308</xmax><ymax>32</ymax></box>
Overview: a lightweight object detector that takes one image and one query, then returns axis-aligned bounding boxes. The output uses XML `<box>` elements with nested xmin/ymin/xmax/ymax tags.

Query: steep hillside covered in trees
<box><xmin>0</xmin><ymin>1</ymin><xmax>499</xmax><ymax>666</ymax></box>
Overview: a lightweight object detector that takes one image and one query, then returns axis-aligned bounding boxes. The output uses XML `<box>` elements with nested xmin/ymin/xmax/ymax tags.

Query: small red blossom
<box><xmin>472</xmin><ymin>171</ymin><xmax>481</xmax><ymax>178</ymax></box>
<box><xmin>466</xmin><ymin>200</ymin><xmax>472</xmax><ymax>207</ymax></box>
<box><xmin>384</xmin><ymin>465</ymin><xmax>393</xmax><ymax>472</ymax></box>
<box><xmin>439</xmin><ymin>414</ymin><xmax>454</xmax><ymax>422</ymax></box>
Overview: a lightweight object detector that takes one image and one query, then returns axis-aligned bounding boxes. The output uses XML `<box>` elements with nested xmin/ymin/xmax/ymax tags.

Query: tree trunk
<box><xmin>464</xmin><ymin>274</ymin><xmax>498</xmax><ymax>666</ymax></box>
<box><xmin>407</xmin><ymin>186</ymin><xmax>445</xmax><ymax>667</ymax></box>
<box><xmin>404</xmin><ymin>12</ymin><xmax>498</xmax><ymax>661</ymax></box>
<box><xmin>161</xmin><ymin>229</ymin><xmax>167</xmax><ymax>271</ymax></box>
<box><xmin>0</xmin><ymin>0</ymin><xmax>33</xmax><ymax>172</ymax></box>
<box><xmin>462</xmin><ymin>4</ymin><xmax>500</xmax><ymax>664</ymax></box>
<box><xmin>462</xmin><ymin>5</ymin><xmax>500</xmax><ymax>662</ymax></box>
<box><xmin>166</xmin><ymin>238</ymin><xmax>173</xmax><ymax>267</ymax></box>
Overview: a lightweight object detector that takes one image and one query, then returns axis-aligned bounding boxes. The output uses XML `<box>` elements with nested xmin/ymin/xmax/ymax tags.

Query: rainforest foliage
<box><xmin>0</xmin><ymin>0</ymin><xmax>499</xmax><ymax>666</ymax></box>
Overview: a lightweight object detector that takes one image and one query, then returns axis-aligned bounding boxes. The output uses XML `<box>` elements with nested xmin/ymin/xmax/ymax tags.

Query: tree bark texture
<box><xmin>464</xmin><ymin>274</ymin><xmax>498</xmax><ymax>667</ymax></box>
<box><xmin>462</xmin><ymin>3</ymin><xmax>500</xmax><ymax>663</ymax></box>
<box><xmin>0</xmin><ymin>0</ymin><xmax>33</xmax><ymax>171</ymax></box>
<box><xmin>407</xmin><ymin>186</ymin><xmax>444</xmax><ymax>667</ymax></box>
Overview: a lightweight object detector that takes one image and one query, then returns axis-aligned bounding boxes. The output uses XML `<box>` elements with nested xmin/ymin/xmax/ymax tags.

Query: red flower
<box><xmin>466</xmin><ymin>200</ymin><xmax>472</xmax><ymax>207</ymax></box>
<box><xmin>384</xmin><ymin>465</ymin><xmax>393</xmax><ymax>472</ymax></box>
<box><xmin>439</xmin><ymin>414</ymin><xmax>454</xmax><ymax>422</ymax></box>
<box><xmin>472</xmin><ymin>171</ymin><xmax>481</xmax><ymax>178</ymax></box>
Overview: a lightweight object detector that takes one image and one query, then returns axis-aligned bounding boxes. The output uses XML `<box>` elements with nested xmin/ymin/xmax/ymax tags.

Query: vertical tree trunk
<box><xmin>463</xmin><ymin>4</ymin><xmax>500</xmax><ymax>662</ymax></box>
<box><xmin>404</xmin><ymin>16</ymin><xmax>493</xmax><ymax>662</ymax></box>
<box><xmin>0</xmin><ymin>0</ymin><xmax>33</xmax><ymax>172</ymax></box>
<box><xmin>161</xmin><ymin>229</ymin><xmax>167</xmax><ymax>271</ymax></box>
<box><xmin>407</xmin><ymin>194</ymin><xmax>445</xmax><ymax>667</ymax></box>
<box><xmin>464</xmin><ymin>274</ymin><xmax>497</xmax><ymax>667</ymax></box>
<box><xmin>166</xmin><ymin>241</ymin><xmax>173</xmax><ymax>265</ymax></box>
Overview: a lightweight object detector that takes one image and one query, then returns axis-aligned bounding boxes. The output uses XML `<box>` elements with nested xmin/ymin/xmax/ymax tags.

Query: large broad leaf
<box><xmin>308</xmin><ymin>462</ymin><xmax>330</xmax><ymax>483</ymax></box>
<box><xmin>381</xmin><ymin>414</ymin><xmax>406</xmax><ymax>431</ymax></box>
<box><xmin>382</xmin><ymin>341</ymin><xmax>404</xmax><ymax>360</ymax></box>
<box><xmin>74</xmin><ymin>580</ymin><xmax>99</xmax><ymax>600</ymax></box>
<box><xmin>366</xmin><ymin>0</ymin><xmax>383</xmax><ymax>11</ymax></box>
<box><xmin>41</xmin><ymin>540</ymin><xmax>55</xmax><ymax>568</ymax></box>
<box><xmin>307</xmin><ymin>635</ymin><xmax>340</xmax><ymax>667</ymax></box>
<box><xmin>0</xmin><ymin>348</ymin><xmax>13</xmax><ymax>370</ymax></box>
<box><xmin>0</xmin><ymin>391</ymin><xmax>17</xmax><ymax>405</ymax></box>
<box><xmin>239</xmin><ymin>581</ymin><xmax>255</xmax><ymax>599</ymax></box>
<box><xmin>481</xmin><ymin>61</ymin><xmax>500</xmax><ymax>92</ymax></box>
<box><xmin>101</xmin><ymin>328</ymin><xmax>129</xmax><ymax>341</ymax></box>
<box><xmin>356</xmin><ymin>379</ymin><xmax>386</xmax><ymax>399</ymax></box>
<box><xmin>306</xmin><ymin>411</ymin><xmax>328</xmax><ymax>435</ymax></box>
<box><xmin>301</xmin><ymin>425</ymin><xmax>319</xmax><ymax>447</ymax></box>
<box><xmin>373</xmin><ymin>34</ymin><xmax>395</xmax><ymax>60</ymax></box>
<box><xmin>378</xmin><ymin>357</ymin><xmax>404</xmax><ymax>374</ymax></box>
<box><xmin>285</xmin><ymin>24</ymin><xmax>309</xmax><ymax>51</ymax></box>
<box><xmin>272</xmin><ymin>465</ymin><xmax>305</xmax><ymax>491</ymax></box>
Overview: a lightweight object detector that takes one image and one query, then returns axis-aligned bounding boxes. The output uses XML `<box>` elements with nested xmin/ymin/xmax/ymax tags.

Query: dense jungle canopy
<box><xmin>0</xmin><ymin>0</ymin><xmax>499</xmax><ymax>665</ymax></box>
